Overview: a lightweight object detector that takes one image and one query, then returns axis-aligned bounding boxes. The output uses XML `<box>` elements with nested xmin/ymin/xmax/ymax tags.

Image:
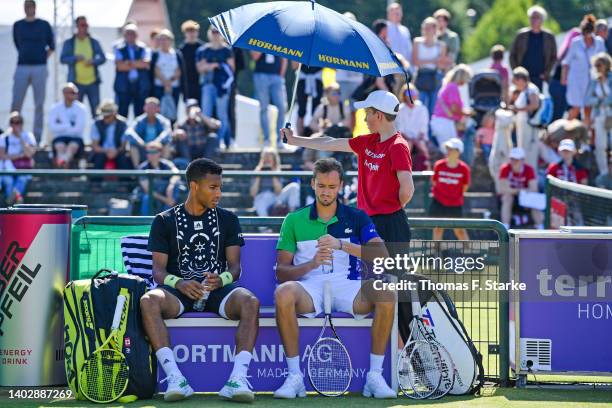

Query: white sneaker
<box><xmin>219</xmin><ymin>375</ymin><xmax>255</xmax><ymax>403</ymax></box>
<box><xmin>363</xmin><ymin>371</ymin><xmax>397</xmax><ymax>399</ymax></box>
<box><xmin>273</xmin><ymin>373</ymin><xmax>306</xmax><ymax>399</ymax></box>
<box><xmin>161</xmin><ymin>374</ymin><xmax>194</xmax><ymax>401</ymax></box>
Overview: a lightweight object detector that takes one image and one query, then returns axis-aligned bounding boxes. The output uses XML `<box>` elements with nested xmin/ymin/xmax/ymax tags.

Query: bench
<box><xmin>160</xmin><ymin>234</ymin><xmax>398</xmax><ymax>392</ymax></box>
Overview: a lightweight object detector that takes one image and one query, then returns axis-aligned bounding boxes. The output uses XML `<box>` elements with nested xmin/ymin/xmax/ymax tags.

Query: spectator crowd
<box><xmin>1</xmin><ymin>0</ymin><xmax>611</xmax><ymax>226</ymax></box>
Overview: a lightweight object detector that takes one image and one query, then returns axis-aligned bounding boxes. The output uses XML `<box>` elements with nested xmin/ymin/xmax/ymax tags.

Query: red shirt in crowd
<box><xmin>348</xmin><ymin>132</ymin><xmax>412</xmax><ymax>216</ymax></box>
<box><xmin>499</xmin><ymin>162</ymin><xmax>536</xmax><ymax>190</ymax></box>
<box><xmin>431</xmin><ymin>159</ymin><xmax>471</xmax><ymax>207</ymax></box>
<box><xmin>546</xmin><ymin>160</ymin><xmax>588</xmax><ymax>184</ymax></box>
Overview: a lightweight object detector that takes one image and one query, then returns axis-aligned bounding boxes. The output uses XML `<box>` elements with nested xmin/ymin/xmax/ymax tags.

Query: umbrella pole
<box><xmin>283</xmin><ymin>62</ymin><xmax>302</xmax><ymax>142</ymax></box>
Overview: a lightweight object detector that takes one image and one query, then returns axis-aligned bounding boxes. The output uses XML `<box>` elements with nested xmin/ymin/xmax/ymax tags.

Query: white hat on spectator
<box><xmin>185</xmin><ymin>98</ymin><xmax>199</xmax><ymax>108</ymax></box>
<box><xmin>558</xmin><ymin>139</ymin><xmax>576</xmax><ymax>152</ymax></box>
<box><xmin>444</xmin><ymin>137</ymin><xmax>464</xmax><ymax>154</ymax></box>
<box><xmin>98</xmin><ymin>100</ymin><xmax>118</xmax><ymax>116</ymax></box>
<box><xmin>354</xmin><ymin>90</ymin><xmax>400</xmax><ymax>116</ymax></box>
<box><xmin>123</xmin><ymin>23</ymin><xmax>138</xmax><ymax>33</ymax></box>
<box><xmin>509</xmin><ymin>147</ymin><xmax>525</xmax><ymax>160</ymax></box>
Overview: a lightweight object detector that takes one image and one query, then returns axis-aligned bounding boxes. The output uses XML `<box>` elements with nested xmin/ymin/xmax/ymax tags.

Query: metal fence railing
<box><xmin>1</xmin><ymin>169</ymin><xmax>433</xmax><ymax>216</ymax></box>
<box><xmin>71</xmin><ymin>215</ymin><xmax>509</xmax><ymax>386</ymax></box>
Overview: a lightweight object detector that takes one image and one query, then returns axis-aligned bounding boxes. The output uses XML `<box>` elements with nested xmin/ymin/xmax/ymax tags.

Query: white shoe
<box><xmin>273</xmin><ymin>373</ymin><xmax>306</xmax><ymax>399</ymax></box>
<box><xmin>363</xmin><ymin>371</ymin><xmax>397</xmax><ymax>399</ymax></box>
<box><xmin>161</xmin><ymin>373</ymin><xmax>194</xmax><ymax>401</ymax></box>
<box><xmin>219</xmin><ymin>375</ymin><xmax>255</xmax><ymax>403</ymax></box>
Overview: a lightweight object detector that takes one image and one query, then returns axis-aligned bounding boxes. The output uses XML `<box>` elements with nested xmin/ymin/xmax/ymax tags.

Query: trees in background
<box><xmin>166</xmin><ymin>0</ymin><xmax>611</xmax><ymax>67</ymax></box>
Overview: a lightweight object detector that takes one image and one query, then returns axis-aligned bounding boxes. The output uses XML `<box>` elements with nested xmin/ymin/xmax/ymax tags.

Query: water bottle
<box><xmin>192</xmin><ymin>277</ymin><xmax>210</xmax><ymax>312</ymax></box>
<box><xmin>319</xmin><ymin>232</ymin><xmax>333</xmax><ymax>274</ymax></box>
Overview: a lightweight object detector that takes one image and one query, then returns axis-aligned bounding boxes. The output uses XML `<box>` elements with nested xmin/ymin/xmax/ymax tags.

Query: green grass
<box><xmin>1</xmin><ymin>387</ymin><xmax>612</xmax><ymax>408</ymax></box>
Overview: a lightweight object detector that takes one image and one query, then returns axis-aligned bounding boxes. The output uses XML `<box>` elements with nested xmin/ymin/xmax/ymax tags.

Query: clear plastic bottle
<box><xmin>192</xmin><ymin>277</ymin><xmax>210</xmax><ymax>312</ymax></box>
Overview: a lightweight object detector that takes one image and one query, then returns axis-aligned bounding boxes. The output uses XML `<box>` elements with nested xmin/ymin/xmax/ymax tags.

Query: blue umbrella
<box><xmin>209</xmin><ymin>0</ymin><xmax>410</xmax><ymax>133</ymax></box>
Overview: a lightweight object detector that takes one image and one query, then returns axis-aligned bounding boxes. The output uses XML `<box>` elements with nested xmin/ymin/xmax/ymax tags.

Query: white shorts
<box><xmin>296</xmin><ymin>274</ymin><xmax>366</xmax><ymax>320</ymax></box>
<box><xmin>431</xmin><ymin>116</ymin><xmax>457</xmax><ymax>150</ymax></box>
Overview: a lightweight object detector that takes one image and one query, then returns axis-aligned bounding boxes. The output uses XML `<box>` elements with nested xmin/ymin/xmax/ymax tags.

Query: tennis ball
<box><xmin>118</xmin><ymin>395</ymin><xmax>138</xmax><ymax>403</ymax></box>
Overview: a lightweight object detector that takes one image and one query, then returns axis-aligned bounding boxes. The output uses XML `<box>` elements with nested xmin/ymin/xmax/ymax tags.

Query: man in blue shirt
<box><xmin>11</xmin><ymin>0</ymin><xmax>55</xmax><ymax>142</ymax></box>
<box><xmin>125</xmin><ymin>97</ymin><xmax>172</xmax><ymax>167</ymax></box>
<box><xmin>114</xmin><ymin>23</ymin><xmax>151</xmax><ymax>118</ymax></box>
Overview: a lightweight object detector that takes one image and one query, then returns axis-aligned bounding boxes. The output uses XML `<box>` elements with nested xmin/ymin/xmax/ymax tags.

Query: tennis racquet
<box><xmin>307</xmin><ymin>280</ymin><xmax>352</xmax><ymax>396</ymax></box>
<box><xmin>79</xmin><ymin>294</ymin><xmax>129</xmax><ymax>403</ymax></box>
<box><xmin>398</xmin><ymin>288</ymin><xmax>455</xmax><ymax>399</ymax></box>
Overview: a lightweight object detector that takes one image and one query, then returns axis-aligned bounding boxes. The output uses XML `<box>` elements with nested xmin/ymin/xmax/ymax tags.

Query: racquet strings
<box><xmin>81</xmin><ymin>348</ymin><xmax>129</xmax><ymax>402</ymax></box>
<box><xmin>308</xmin><ymin>336</ymin><xmax>351</xmax><ymax>395</ymax></box>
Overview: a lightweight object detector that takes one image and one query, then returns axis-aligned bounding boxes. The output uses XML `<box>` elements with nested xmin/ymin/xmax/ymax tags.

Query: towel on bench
<box><xmin>120</xmin><ymin>235</ymin><xmax>156</xmax><ymax>289</ymax></box>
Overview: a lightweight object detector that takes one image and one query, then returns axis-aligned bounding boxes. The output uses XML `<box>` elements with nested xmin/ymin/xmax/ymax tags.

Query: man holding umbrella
<box><xmin>281</xmin><ymin>89</ymin><xmax>414</xmax><ymax>271</ymax></box>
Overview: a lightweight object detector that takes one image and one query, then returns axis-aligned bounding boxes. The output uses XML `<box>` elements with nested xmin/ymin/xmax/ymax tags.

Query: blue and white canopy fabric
<box><xmin>209</xmin><ymin>0</ymin><xmax>404</xmax><ymax>77</ymax></box>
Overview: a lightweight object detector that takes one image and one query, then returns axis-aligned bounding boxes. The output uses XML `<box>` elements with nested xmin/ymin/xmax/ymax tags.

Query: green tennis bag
<box><xmin>63</xmin><ymin>269</ymin><xmax>156</xmax><ymax>400</ymax></box>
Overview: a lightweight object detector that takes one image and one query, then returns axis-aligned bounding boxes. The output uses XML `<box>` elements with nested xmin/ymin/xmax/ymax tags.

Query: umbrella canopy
<box><xmin>209</xmin><ymin>0</ymin><xmax>404</xmax><ymax>77</ymax></box>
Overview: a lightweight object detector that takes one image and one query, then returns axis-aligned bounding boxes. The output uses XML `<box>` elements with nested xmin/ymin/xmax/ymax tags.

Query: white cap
<box><xmin>509</xmin><ymin>147</ymin><xmax>525</xmax><ymax>160</ymax></box>
<box><xmin>123</xmin><ymin>23</ymin><xmax>138</xmax><ymax>33</ymax></box>
<box><xmin>558</xmin><ymin>138</ymin><xmax>576</xmax><ymax>152</ymax></box>
<box><xmin>443</xmin><ymin>137</ymin><xmax>464</xmax><ymax>154</ymax></box>
<box><xmin>354</xmin><ymin>90</ymin><xmax>400</xmax><ymax>116</ymax></box>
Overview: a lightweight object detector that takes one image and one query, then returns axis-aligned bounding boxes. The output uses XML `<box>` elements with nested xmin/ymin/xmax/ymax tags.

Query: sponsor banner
<box><xmin>164</xmin><ymin>319</ymin><xmax>391</xmax><ymax>392</ymax></box>
<box><xmin>549</xmin><ymin>198</ymin><xmax>567</xmax><ymax>229</ymax></box>
<box><xmin>516</xmin><ymin>236</ymin><xmax>612</xmax><ymax>373</ymax></box>
<box><xmin>0</xmin><ymin>210</ymin><xmax>70</xmax><ymax>386</ymax></box>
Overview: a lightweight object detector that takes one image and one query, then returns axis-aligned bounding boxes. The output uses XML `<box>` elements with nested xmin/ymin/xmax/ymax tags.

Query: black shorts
<box><xmin>370</xmin><ymin>210</ymin><xmax>411</xmax><ymax>268</ymax></box>
<box><xmin>428</xmin><ymin>198</ymin><xmax>464</xmax><ymax>218</ymax></box>
<box><xmin>159</xmin><ymin>282</ymin><xmax>241</xmax><ymax>318</ymax></box>
<box><xmin>371</xmin><ymin>210</ymin><xmax>413</xmax><ymax>341</ymax></box>
<box><xmin>370</xmin><ymin>209</ymin><xmax>411</xmax><ymax>244</ymax></box>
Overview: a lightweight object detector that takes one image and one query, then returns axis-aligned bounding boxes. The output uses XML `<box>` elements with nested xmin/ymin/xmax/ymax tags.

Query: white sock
<box><xmin>286</xmin><ymin>355</ymin><xmax>301</xmax><ymax>376</ymax></box>
<box><xmin>231</xmin><ymin>350</ymin><xmax>252</xmax><ymax>378</ymax></box>
<box><xmin>370</xmin><ymin>353</ymin><xmax>384</xmax><ymax>374</ymax></box>
<box><xmin>156</xmin><ymin>347</ymin><xmax>181</xmax><ymax>378</ymax></box>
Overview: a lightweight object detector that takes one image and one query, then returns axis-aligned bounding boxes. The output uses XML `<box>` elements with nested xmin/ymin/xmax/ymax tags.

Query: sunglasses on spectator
<box><xmin>329</xmin><ymin>91</ymin><xmax>341</xmax><ymax>96</ymax></box>
<box><xmin>146</xmin><ymin>150</ymin><xmax>161</xmax><ymax>154</ymax></box>
<box><xmin>10</xmin><ymin>120</ymin><xmax>23</xmax><ymax>125</ymax></box>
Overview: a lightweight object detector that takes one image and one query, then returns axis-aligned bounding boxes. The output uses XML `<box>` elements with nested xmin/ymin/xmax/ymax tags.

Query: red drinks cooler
<box><xmin>0</xmin><ymin>208</ymin><xmax>71</xmax><ymax>386</ymax></box>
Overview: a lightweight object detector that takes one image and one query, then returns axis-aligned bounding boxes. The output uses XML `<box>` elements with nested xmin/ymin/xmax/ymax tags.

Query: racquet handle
<box><xmin>111</xmin><ymin>295</ymin><xmax>127</xmax><ymax>330</ymax></box>
<box><xmin>323</xmin><ymin>280</ymin><xmax>332</xmax><ymax>315</ymax></box>
<box><xmin>282</xmin><ymin>122</ymin><xmax>291</xmax><ymax>143</ymax></box>
<box><xmin>410</xmin><ymin>289</ymin><xmax>421</xmax><ymax>317</ymax></box>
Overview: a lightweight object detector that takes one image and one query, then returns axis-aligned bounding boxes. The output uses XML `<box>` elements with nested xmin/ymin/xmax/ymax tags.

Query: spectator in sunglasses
<box><xmin>0</xmin><ymin>112</ymin><xmax>37</xmax><ymax>205</ymax></box>
<box><xmin>308</xmin><ymin>83</ymin><xmax>351</xmax><ymax>135</ymax></box>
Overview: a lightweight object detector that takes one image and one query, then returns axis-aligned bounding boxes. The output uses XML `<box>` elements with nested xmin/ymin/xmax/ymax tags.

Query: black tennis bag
<box><xmin>64</xmin><ymin>269</ymin><xmax>157</xmax><ymax>400</ymax></box>
<box><xmin>398</xmin><ymin>276</ymin><xmax>485</xmax><ymax>395</ymax></box>
<box><xmin>92</xmin><ymin>269</ymin><xmax>156</xmax><ymax>399</ymax></box>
